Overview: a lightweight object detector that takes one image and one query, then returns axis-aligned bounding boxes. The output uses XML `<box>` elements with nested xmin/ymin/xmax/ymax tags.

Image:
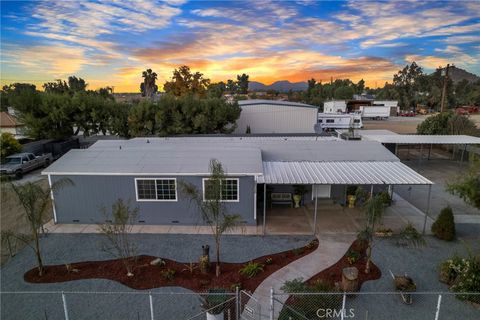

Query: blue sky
<box><xmin>1</xmin><ymin>0</ymin><xmax>479</xmax><ymax>92</ymax></box>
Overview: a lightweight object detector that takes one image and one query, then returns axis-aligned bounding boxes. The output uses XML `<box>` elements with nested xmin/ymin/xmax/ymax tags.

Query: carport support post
<box><xmin>422</xmin><ymin>184</ymin><xmax>432</xmax><ymax>235</ymax></box>
<box><xmin>263</xmin><ymin>184</ymin><xmax>267</xmax><ymax>235</ymax></box>
<box><xmin>460</xmin><ymin>144</ymin><xmax>466</xmax><ymax>164</ymax></box>
<box><xmin>428</xmin><ymin>144</ymin><xmax>432</xmax><ymax>160</ymax></box>
<box><xmin>313</xmin><ymin>185</ymin><xmax>318</xmax><ymax>235</ymax></box>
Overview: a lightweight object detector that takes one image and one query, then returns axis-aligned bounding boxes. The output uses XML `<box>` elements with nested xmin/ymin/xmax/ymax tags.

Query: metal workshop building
<box><xmin>43</xmin><ymin>137</ymin><xmax>434</xmax><ymax>234</ymax></box>
<box><xmin>234</xmin><ymin>100</ymin><xmax>319</xmax><ymax>134</ymax></box>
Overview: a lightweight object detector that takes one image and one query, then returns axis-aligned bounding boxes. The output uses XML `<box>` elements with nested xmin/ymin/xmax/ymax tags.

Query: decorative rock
<box><xmin>341</xmin><ymin>266</ymin><xmax>359</xmax><ymax>292</ymax></box>
<box><xmin>150</xmin><ymin>258</ymin><xmax>163</xmax><ymax>266</ymax></box>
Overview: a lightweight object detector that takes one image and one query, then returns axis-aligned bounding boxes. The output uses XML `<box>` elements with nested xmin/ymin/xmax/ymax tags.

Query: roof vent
<box><xmin>119</xmin><ymin>145</ymin><xmax>122</xmax><ymax>150</ymax></box>
<box><xmin>146</xmin><ymin>139</ymin><xmax>150</xmax><ymax>143</ymax></box>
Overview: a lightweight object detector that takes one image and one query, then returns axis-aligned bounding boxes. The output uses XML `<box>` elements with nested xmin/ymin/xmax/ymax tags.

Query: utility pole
<box><xmin>440</xmin><ymin>64</ymin><xmax>449</xmax><ymax>113</ymax></box>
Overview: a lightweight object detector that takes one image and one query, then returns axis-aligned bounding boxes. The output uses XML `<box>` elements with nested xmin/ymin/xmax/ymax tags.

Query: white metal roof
<box><xmin>362</xmin><ymin>134</ymin><xmax>480</xmax><ymax>145</ymax></box>
<box><xmin>259</xmin><ymin>161</ymin><xmax>433</xmax><ymax>185</ymax></box>
<box><xmin>238</xmin><ymin>99</ymin><xmax>318</xmax><ymax>109</ymax></box>
<box><xmin>43</xmin><ymin>146</ymin><xmax>263</xmax><ymax>176</ymax></box>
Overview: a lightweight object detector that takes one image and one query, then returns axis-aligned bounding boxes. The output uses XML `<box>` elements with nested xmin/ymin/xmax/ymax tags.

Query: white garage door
<box><xmin>312</xmin><ymin>185</ymin><xmax>331</xmax><ymax>199</ymax></box>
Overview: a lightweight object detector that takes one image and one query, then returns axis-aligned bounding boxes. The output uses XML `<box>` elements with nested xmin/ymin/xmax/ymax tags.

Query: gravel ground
<box><xmin>0</xmin><ymin>233</ymin><xmax>313</xmax><ymax>320</ymax></box>
<box><xmin>349</xmin><ymin>229</ymin><xmax>480</xmax><ymax>320</ymax></box>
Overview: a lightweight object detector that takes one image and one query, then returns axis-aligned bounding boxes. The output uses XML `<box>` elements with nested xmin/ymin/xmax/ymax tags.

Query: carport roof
<box><xmin>259</xmin><ymin>161</ymin><xmax>433</xmax><ymax>185</ymax></box>
<box><xmin>362</xmin><ymin>134</ymin><xmax>480</xmax><ymax>145</ymax></box>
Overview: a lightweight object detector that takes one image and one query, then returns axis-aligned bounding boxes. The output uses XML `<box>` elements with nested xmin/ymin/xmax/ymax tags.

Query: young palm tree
<box><xmin>181</xmin><ymin>159</ymin><xmax>243</xmax><ymax>277</ymax></box>
<box><xmin>8</xmin><ymin>179</ymin><xmax>72</xmax><ymax>276</ymax></box>
<box><xmin>358</xmin><ymin>194</ymin><xmax>385</xmax><ymax>274</ymax></box>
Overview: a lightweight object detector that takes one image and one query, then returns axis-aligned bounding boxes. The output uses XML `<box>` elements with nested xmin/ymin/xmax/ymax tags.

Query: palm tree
<box><xmin>140</xmin><ymin>69</ymin><xmax>158</xmax><ymax>99</ymax></box>
<box><xmin>7</xmin><ymin>179</ymin><xmax>72</xmax><ymax>276</ymax></box>
<box><xmin>180</xmin><ymin>159</ymin><xmax>243</xmax><ymax>277</ymax></box>
<box><xmin>358</xmin><ymin>194</ymin><xmax>385</xmax><ymax>274</ymax></box>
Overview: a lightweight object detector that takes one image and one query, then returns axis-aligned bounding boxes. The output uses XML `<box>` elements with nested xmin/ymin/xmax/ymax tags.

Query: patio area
<box><xmin>263</xmin><ymin>193</ymin><xmax>434</xmax><ymax>236</ymax></box>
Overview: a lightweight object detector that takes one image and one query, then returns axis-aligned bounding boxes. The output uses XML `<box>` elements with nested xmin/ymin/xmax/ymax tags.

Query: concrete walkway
<box><xmin>245</xmin><ymin>233</ymin><xmax>355</xmax><ymax>319</ymax></box>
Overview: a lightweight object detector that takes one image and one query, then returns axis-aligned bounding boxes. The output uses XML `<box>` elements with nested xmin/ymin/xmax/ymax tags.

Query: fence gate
<box><xmin>240</xmin><ymin>290</ymin><xmax>262</xmax><ymax>320</ymax></box>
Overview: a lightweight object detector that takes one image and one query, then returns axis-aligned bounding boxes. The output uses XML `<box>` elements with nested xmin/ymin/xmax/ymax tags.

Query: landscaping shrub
<box><xmin>265</xmin><ymin>257</ymin><xmax>273</xmax><ymax>265</ymax></box>
<box><xmin>440</xmin><ymin>254</ymin><xmax>480</xmax><ymax>304</ymax></box>
<box><xmin>346</xmin><ymin>249</ymin><xmax>361</xmax><ymax>265</ymax></box>
<box><xmin>431</xmin><ymin>206</ymin><xmax>456</xmax><ymax>241</ymax></box>
<box><xmin>161</xmin><ymin>268</ymin><xmax>176</xmax><ymax>281</ymax></box>
<box><xmin>239</xmin><ymin>262</ymin><xmax>264</xmax><ymax>278</ymax></box>
<box><xmin>398</xmin><ymin>223</ymin><xmax>426</xmax><ymax>247</ymax></box>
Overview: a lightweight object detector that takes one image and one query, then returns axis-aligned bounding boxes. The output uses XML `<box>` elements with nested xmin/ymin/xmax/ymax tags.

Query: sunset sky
<box><xmin>1</xmin><ymin>0</ymin><xmax>479</xmax><ymax>92</ymax></box>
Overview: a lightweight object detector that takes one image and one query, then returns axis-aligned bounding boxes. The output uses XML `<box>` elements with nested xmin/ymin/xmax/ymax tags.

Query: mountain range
<box><xmin>249</xmin><ymin>80</ymin><xmax>308</xmax><ymax>92</ymax></box>
<box><xmin>436</xmin><ymin>66</ymin><xmax>480</xmax><ymax>83</ymax></box>
<box><xmin>248</xmin><ymin>67</ymin><xmax>479</xmax><ymax>92</ymax></box>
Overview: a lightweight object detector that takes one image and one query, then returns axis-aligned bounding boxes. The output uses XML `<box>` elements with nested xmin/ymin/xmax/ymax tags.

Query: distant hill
<box><xmin>436</xmin><ymin>66</ymin><xmax>480</xmax><ymax>83</ymax></box>
<box><xmin>249</xmin><ymin>80</ymin><xmax>308</xmax><ymax>92</ymax></box>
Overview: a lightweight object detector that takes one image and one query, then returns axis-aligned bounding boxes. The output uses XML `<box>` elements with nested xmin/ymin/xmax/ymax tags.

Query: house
<box><xmin>234</xmin><ymin>99</ymin><xmax>319</xmax><ymax>134</ymax></box>
<box><xmin>43</xmin><ymin>136</ymin><xmax>434</xmax><ymax>233</ymax></box>
<box><xmin>0</xmin><ymin>111</ymin><xmax>25</xmax><ymax>138</ymax></box>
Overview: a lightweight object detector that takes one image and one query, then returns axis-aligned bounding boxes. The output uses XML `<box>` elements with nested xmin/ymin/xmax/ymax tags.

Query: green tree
<box><xmin>0</xmin><ymin>132</ymin><xmax>22</xmax><ymax>159</ymax></box>
<box><xmin>334</xmin><ymin>86</ymin><xmax>354</xmax><ymax>99</ymax></box>
<box><xmin>431</xmin><ymin>206</ymin><xmax>456</xmax><ymax>241</ymax></box>
<box><xmin>128</xmin><ymin>100</ymin><xmax>159</xmax><ymax>136</ymax></box>
<box><xmin>417</xmin><ymin>112</ymin><xmax>452</xmax><ymax>135</ymax></box>
<box><xmin>140</xmin><ymin>68</ymin><xmax>158</xmax><ymax>99</ymax></box>
<box><xmin>226</xmin><ymin>79</ymin><xmax>237</xmax><ymax>94</ymax></box>
<box><xmin>207</xmin><ymin>82</ymin><xmax>226</xmax><ymax>98</ymax></box>
<box><xmin>236</xmin><ymin>73</ymin><xmax>249</xmax><ymax>94</ymax></box>
<box><xmin>163</xmin><ymin>66</ymin><xmax>210</xmax><ymax>97</ymax></box>
<box><xmin>447</xmin><ymin>159</ymin><xmax>480</xmax><ymax>209</ymax></box>
<box><xmin>180</xmin><ymin>159</ymin><xmax>243</xmax><ymax>277</ymax></box>
<box><xmin>393</xmin><ymin>62</ymin><xmax>424</xmax><ymax>109</ymax></box>
<box><xmin>6</xmin><ymin>179</ymin><xmax>72</xmax><ymax>276</ymax></box>
<box><xmin>108</xmin><ymin>102</ymin><xmax>132</xmax><ymax>138</ymax></box>
<box><xmin>98</xmin><ymin>199</ymin><xmax>139</xmax><ymax>277</ymax></box>
<box><xmin>357</xmin><ymin>194</ymin><xmax>386</xmax><ymax>274</ymax></box>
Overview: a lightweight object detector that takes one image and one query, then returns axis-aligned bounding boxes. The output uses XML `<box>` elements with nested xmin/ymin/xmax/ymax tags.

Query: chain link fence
<box><xmin>1</xmin><ymin>290</ymin><xmax>478</xmax><ymax>320</ymax></box>
<box><xmin>0</xmin><ymin>289</ymin><xmax>262</xmax><ymax>320</ymax></box>
<box><xmin>272</xmin><ymin>291</ymin><xmax>480</xmax><ymax>320</ymax></box>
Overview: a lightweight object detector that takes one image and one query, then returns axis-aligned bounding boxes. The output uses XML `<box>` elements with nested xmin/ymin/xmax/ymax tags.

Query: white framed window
<box><xmin>202</xmin><ymin>178</ymin><xmax>239</xmax><ymax>202</ymax></box>
<box><xmin>135</xmin><ymin>178</ymin><xmax>177</xmax><ymax>201</ymax></box>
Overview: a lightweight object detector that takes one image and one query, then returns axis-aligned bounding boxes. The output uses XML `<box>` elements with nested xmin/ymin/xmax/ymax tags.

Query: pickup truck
<box><xmin>0</xmin><ymin>152</ymin><xmax>53</xmax><ymax>179</ymax></box>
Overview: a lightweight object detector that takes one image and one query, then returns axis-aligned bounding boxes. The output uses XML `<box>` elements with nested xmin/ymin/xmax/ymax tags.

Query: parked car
<box><xmin>0</xmin><ymin>152</ymin><xmax>53</xmax><ymax>179</ymax></box>
<box><xmin>400</xmin><ymin>111</ymin><xmax>416</xmax><ymax>117</ymax></box>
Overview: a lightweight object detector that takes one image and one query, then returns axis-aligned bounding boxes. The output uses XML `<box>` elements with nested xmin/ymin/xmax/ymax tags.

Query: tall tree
<box><xmin>393</xmin><ymin>62</ymin><xmax>424</xmax><ymax>109</ymax></box>
<box><xmin>180</xmin><ymin>159</ymin><xmax>243</xmax><ymax>277</ymax></box>
<box><xmin>163</xmin><ymin>66</ymin><xmax>210</xmax><ymax>97</ymax></box>
<box><xmin>236</xmin><ymin>73</ymin><xmax>249</xmax><ymax>94</ymax></box>
<box><xmin>140</xmin><ymin>69</ymin><xmax>158</xmax><ymax>99</ymax></box>
<box><xmin>67</xmin><ymin>76</ymin><xmax>87</xmax><ymax>92</ymax></box>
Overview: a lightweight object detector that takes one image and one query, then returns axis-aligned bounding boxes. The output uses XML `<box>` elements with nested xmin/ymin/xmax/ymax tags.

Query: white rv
<box><xmin>317</xmin><ymin>113</ymin><xmax>363</xmax><ymax>130</ymax></box>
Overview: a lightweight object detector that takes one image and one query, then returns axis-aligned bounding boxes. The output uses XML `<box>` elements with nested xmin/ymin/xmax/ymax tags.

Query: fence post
<box><xmin>434</xmin><ymin>294</ymin><xmax>442</xmax><ymax>320</ymax></box>
<box><xmin>235</xmin><ymin>286</ymin><xmax>240</xmax><ymax>320</ymax></box>
<box><xmin>149</xmin><ymin>291</ymin><xmax>154</xmax><ymax>320</ymax></box>
<box><xmin>270</xmin><ymin>287</ymin><xmax>274</xmax><ymax>320</ymax></box>
<box><xmin>61</xmin><ymin>292</ymin><xmax>69</xmax><ymax>320</ymax></box>
<box><xmin>341</xmin><ymin>293</ymin><xmax>346</xmax><ymax>320</ymax></box>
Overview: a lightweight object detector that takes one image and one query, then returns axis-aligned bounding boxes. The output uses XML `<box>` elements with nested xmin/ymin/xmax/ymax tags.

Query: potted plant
<box><xmin>200</xmin><ymin>289</ymin><xmax>228</xmax><ymax>320</ymax></box>
<box><xmin>293</xmin><ymin>185</ymin><xmax>308</xmax><ymax>208</ymax></box>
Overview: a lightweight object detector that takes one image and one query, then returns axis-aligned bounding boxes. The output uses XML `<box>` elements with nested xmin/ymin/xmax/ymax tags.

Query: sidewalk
<box><xmin>42</xmin><ymin>219</ymin><xmax>261</xmax><ymax>235</ymax></box>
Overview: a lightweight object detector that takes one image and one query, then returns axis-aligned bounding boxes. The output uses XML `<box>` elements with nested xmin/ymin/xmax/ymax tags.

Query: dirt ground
<box><xmin>363</xmin><ymin>114</ymin><xmax>480</xmax><ymax>134</ymax></box>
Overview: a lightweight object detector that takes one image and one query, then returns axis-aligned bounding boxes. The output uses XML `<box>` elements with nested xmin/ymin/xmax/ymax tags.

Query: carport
<box><xmin>257</xmin><ymin>160</ymin><xmax>434</xmax><ymax>235</ymax></box>
<box><xmin>361</xmin><ymin>134</ymin><xmax>480</xmax><ymax>162</ymax></box>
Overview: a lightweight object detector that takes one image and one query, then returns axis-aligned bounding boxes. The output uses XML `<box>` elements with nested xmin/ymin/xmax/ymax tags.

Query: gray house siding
<box><xmin>51</xmin><ymin>175</ymin><xmax>256</xmax><ymax>225</ymax></box>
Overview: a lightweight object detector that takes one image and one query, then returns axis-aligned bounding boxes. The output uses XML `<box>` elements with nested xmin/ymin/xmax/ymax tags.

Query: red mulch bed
<box><xmin>24</xmin><ymin>240</ymin><xmax>319</xmax><ymax>292</ymax></box>
<box><xmin>306</xmin><ymin>239</ymin><xmax>381</xmax><ymax>289</ymax></box>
